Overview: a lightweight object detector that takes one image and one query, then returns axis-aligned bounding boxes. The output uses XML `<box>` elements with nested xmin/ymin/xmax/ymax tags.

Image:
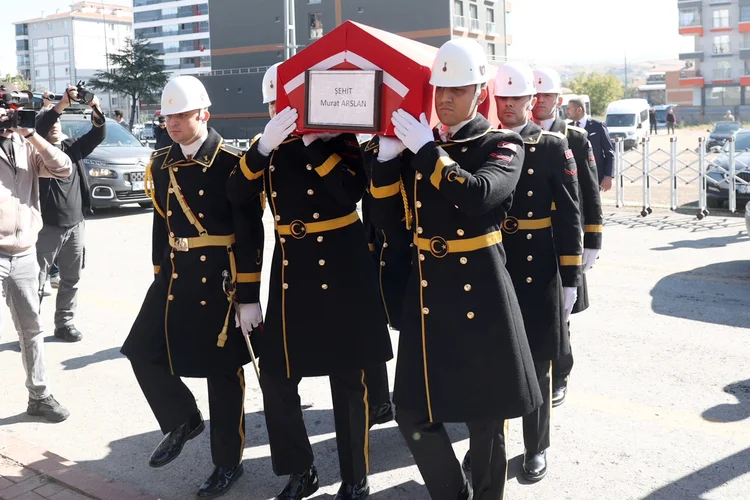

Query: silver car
<box><xmin>60</xmin><ymin>115</ymin><xmax>153</xmax><ymax>209</ymax></box>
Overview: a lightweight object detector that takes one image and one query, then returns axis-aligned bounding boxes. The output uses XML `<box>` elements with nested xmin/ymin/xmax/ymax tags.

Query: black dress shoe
<box><xmin>149</xmin><ymin>411</ymin><xmax>204</xmax><ymax>468</ymax></box>
<box><xmin>552</xmin><ymin>379</ymin><xmax>568</xmax><ymax>407</ymax></box>
<box><xmin>455</xmin><ymin>480</ymin><xmax>473</xmax><ymax>500</ymax></box>
<box><xmin>369</xmin><ymin>401</ymin><xmax>394</xmax><ymax>428</ymax></box>
<box><xmin>197</xmin><ymin>463</ymin><xmax>243</xmax><ymax>498</ymax></box>
<box><xmin>461</xmin><ymin>450</ymin><xmax>471</xmax><ymax>472</ymax></box>
<box><xmin>276</xmin><ymin>465</ymin><xmax>319</xmax><ymax>499</ymax></box>
<box><xmin>522</xmin><ymin>449</ymin><xmax>548</xmax><ymax>482</ymax></box>
<box><xmin>335</xmin><ymin>477</ymin><xmax>370</xmax><ymax>500</ymax></box>
<box><xmin>54</xmin><ymin>325</ymin><xmax>82</xmax><ymax>342</ymax></box>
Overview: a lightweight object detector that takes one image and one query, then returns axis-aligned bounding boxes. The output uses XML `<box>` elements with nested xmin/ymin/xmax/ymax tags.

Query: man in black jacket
<box><xmin>153</xmin><ymin>116</ymin><xmax>171</xmax><ymax>149</ymax></box>
<box><xmin>567</xmin><ymin>97</ymin><xmax>615</xmax><ymax>192</ymax></box>
<box><xmin>35</xmin><ymin>85</ymin><xmax>105</xmax><ymax>342</ymax></box>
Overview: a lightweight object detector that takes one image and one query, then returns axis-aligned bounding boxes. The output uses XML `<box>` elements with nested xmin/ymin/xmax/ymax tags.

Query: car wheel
<box><xmin>138</xmin><ymin>202</ymin><xmax>153</xmax><ymax>209</ymax></box>
<box><xmin>707</xmin><ymin>197</ymin><xmax>724</xmax><ymax>209</ymax></box>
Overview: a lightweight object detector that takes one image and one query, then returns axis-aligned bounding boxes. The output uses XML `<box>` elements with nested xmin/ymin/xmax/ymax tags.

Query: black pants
<box><xmin>667</xmin><ymin>122</ymin><xmax>675</xmax><ymax>134</ymax></box>
<box><xmin>553</xmin><ymin>321</ymin><xmax>574</xmax><ymax>383</ymax></box>
<box><xmin>522</xmin><ymin>360</ymin><xmax>552</xmax><ymax>455</ymax></box>
<box><xmin>131</xmin><ymin>359</ymin><xmax>246</xmax><ymax>468</ymax></box>
<box><xmin>364</xmin><ymin>363</ymin><xmax>390</xmax><ymax>407</ymax></box>
<box><xmin>397</xmin><ymin>408</ymin><xmax>507</xmax><ymax>500</ymax></box>
<box><xmin>260</xmin><ymin>369</ymin><xmax>369</xmax><ymax>485</ymax></box>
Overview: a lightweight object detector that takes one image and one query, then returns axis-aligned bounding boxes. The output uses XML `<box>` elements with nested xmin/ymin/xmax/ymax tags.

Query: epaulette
<box><xmin>150</xmin><ymin>146</ymin><xmax>170</xmax><ymax>159</ymax></box>
<box><xmin>220</xmin><ymin>143</ymin><xmax>243</xmax><ymax>158</ymax></box>
<box><xmin>567</xmin><ymin>125</ymin><xmax>587</xmax><ymax>135</ymax></box>
<box><xmin>250</xmin><ymin>133</ymin><xmax>262</xmax><ymax>148</ymax></box>
<box><xmin>541</xmin><ymin>130</ymin><xmax>566</xmax><ymax>141</ymax></box>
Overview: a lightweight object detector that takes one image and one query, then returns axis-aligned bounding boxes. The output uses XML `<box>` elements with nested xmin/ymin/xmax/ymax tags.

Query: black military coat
<box><xmin>501</xmin><ymin>121</ymin><xmax>582</xmax><ymax>362</ymax></box>
<box><xmin>368</xmin><ymin>115</ymin><xmax>542</xmax><ymax>423</ymax></box>
<box><xmin>227</xmin><ymin>133</ymin><xmax>393</xmax><ymax>379</ymax></box>
<box><xmin>549</xmin><ymin>118</ymin><xmax>603</xmax><ymax>313</ymax></box>
<box><xmin>361</xmin><ymin>136</ymin><xmax>412</xmax><ymax>330</ymax></box>
<box><xmin>122</xmin><ymin>128</ymin><xmax>264</xmax><ymax>377</ymax></box>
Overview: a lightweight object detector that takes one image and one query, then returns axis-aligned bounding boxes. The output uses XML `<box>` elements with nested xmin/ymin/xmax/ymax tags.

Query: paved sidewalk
<box><xmin>0</xmin><ymin>435</ymin><xmax>158</xmax><ymax>500</ymax></box>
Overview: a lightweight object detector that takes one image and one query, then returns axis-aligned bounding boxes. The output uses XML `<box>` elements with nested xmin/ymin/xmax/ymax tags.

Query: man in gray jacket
<box><xmin>0</xmin><ymin>107</ymin><xmax>72</xmax><ymax>422</ymax></box>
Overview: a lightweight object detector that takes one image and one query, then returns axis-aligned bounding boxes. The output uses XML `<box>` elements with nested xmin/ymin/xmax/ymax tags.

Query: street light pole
<box><xmin>283</xmin><ymin>0</ymin><xmax>297</xmax><ymax>60</ymax></box>
<box><xmin>100</xmin><ymin>0</ymin><xmax>112</xmax><ymax>117</ymax></box>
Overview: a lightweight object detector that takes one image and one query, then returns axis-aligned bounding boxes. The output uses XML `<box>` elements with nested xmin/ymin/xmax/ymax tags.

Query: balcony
<box><xmin>712</xmin><ymin>44</ymin><xmax>734</xmax><ymax>56</ymax></box>
<box><xmin>486</xmin><ymin>22</ymin><xmax>498</xmax><ymax>34</ymax></box>
<box><xmin>678</xmin><ymin>0</ymin><xmax>702</xmax><ymax>8</ymax></box>
<box><xmin>679</xmin><ymin>46</ymin><xmax>704</xmax><ymax>61</ymax></box>
<box><xmin>713</xmin><ymin>68</ymin><xmax>733</xmax><ymax>81</ymax></box>
<box><xmin>469</xmin><ymin>18</ymin><xmax>481</xmax><ymax>32</ymax></box>
<box><xmin>709</xmin><ymin>0</ymin><xmax>731</xmax><ymax>5</ymax></box>
<box><xmin>741</xmin><ymin>41</ymin><xmax>750</xmax><ymax>58</ymax></box>
<box><xmin>453</xmin><ymin>15</ymin><xmax>467</xmax><ymax>30</ymax></box>
<box><xmin>679</xmin><ymin>68</ymin><xmax>705</xmax><ymax>87</ymax></box>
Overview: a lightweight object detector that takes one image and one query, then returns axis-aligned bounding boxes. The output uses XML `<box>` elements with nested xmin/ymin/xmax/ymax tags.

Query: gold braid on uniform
<box><xmin>144</xmin><ymin>161</ymin><xmax>165</xmax><ymax>217</ymax></box>
<box><xmin>259</xmin><ymin>171</ymin><xmax>267</xmax><ymax>212</ymax></box>
<box><xmin>399</xmin><ymin>178</ymin><xmax>412</xmax><ymax>230</ymax></box>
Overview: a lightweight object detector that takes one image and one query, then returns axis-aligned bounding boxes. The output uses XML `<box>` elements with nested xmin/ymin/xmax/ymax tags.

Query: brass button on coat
<box><xmin>417</xmin><ymin>227</ymin><xmax>423</xmax><ymax>234</ymax></box>
<box><xmin>275</xmin><ymin>215</ymin><xmax>281</xmax><ymax>221</ymax></box>
<box><xmin>467</xmin><ymin>312</ymin><xmax>475</xmax><ymax>319</ymax></box>
<box><xmin>416</xmin><ymin>173</ymin><xmax>423</xmax><ymax>180</ymax></box>
<box><xmin>457</xmin><ymin>229</ymin><xmax>465</xmax><ymax>236</ymax></box>
<box><xmin>202</xmin><ymin>277</ymin><xmax>207</xmax><ymax>283</ymax></box>
<box><xmin>321</xmin><ymin>284</ymin><xmax>329</xmax><ymax>290</ymax></box>
<box><xmin>198</xmin><ymin>213</ymin><xmax>204</xmax><ymax>218</ymax></box>
<box><xmin>280</xmin><ymin>237</ymin><xmax>287</xmax><ymax>243</ymax></box>
<box><xmin>172</xmin><ymin>273</ymin><xmax>179</xmax><ymax>279</ymax></box>
<box><xmin>383</xmin><ymin>242</ymin><xmax>389</xmax><ymax>248</ymax></box>
<box><xmin>168</xmin><ymin>294</ymin><xmax>174</xmax><ymax>301</ymax></box>
<box><xmin>529</xmin><ymin>147</ymin><xmax>536</xmax><ymax>152</ymax></box>
<box><xmin>168</xmin><ymin>188</ymin><xmax>174</xmax><ymax>194</ymax></box>
<box><xmin>422</xmin><ymin>307</ymin><xmax>430</xmax><ymax>315</ymax></box>
<box><xmin>527</xmin><ymin>255</ymin><xmax>533</xmax><ymax>262</ymax></box>
<box><xmin>461</xmin><ymin>146</ymin><xmax>468</xmax><ymax>152</ymax></box>
<box><xmin>271</xmin><ymin>192</ymin><xmax>277</xmax><ymax>197</ymax></box>
<box><xmin>526</xmin><ymin>277</ymin><xmax>533</xmax><ymax>283</ymax></box>
<box><xmin>199</xmin><ymin>189</ymin><xmax>204</xmax><ymax>196</ymax></box>
<box><xmin>200</xmin><ymin>255</ymin><xmax>207</xmax><ymax>262</ymax></box>
<box><xmin>313</xmin><ymin>213</ymin><xmax>320</xmax><ymax>219</ymax></box>
<box><xmin>283</xmin><ymin>283</ymin><xmax>289</xmax><ymax>289</ymax></box>
<box><xmin>421</xmin><ymin>280</ymin><xmax>428</xmax><ymax>287</ymax></box>
<box><xmin>380</xmin><ymin>261</ymin><xmax>386</xmax><ymax>267</ymax></box>
<box><xmin>416</xmin><ymin>201</ymin><xmax>422</xmax><ymax>208</ymax></box>
<box><xmin>306</xmin><ymin>164</ymin><xmax>313</xmax><ymax>170</ymax></box>
<box><xmin>460</xmin><ymin>257</ymin><xmax>468</xmax><ymax>264</ymax></box>
<box><xmin>169</xmin><ymin>232</ymin><xmax>175</xmax><ymax>237</ymax></box>
<box><xmin>317</xmin><ymin>236</ymin><xmax>324</xmax><ymax>243</ymax></box>
<box><xmin>167</xmin><ymin>210</ymin><xmax>173</xmax><ymax>216</ymax></box>
<box><xmin>307</xmin><ymin>189</ymin><xmax>314</xmax><ymax>195</ymax></box>
<box><xmin>528</xmin><ymin>168</ymin><xmax>534</xmax><ymax>175</ymax></box>
<box><xmin>172</xmin><ymin>167</ymin><xmax>178</xmax><ymax>172</ymax></box>
<box><xmin>464</xmin><ymin>284</ymin><xmax>471</xmax><ymax>291</ymax></box>
<box><xmin>419</xmin><ymin>254</ymin><xmax>425</xmax><ymax>261</ymax></box>
<box><xmin>201</xmin><ymin>300</ymin><xmax>207</xmax><ymax>306</ymax></box>
<box><xmin>283</xmin><ymin>260</ymin><xmax>289</xmax><ymax>266</ymax></box>
<box><xmin>527</xmin><ymin>191</ymin><xmax>533</xmax><ymax>197</ymax></box>
<box><xmin>527</xmin><ymin>234</ymin><xmax>533</xmax><ymax>240</ymax></box>
<box><xmin>319</xmin><ymin>259</ymin><xmax>326</xmax><ymax>266</ymax></box>
<box><xmin>269</xmin><ymin>166</ymin><xmax>275</xmax><ymax>172</ymax></box>
<box><xmin>527</xmin><ymin>212</ymin><xmax>533</xmax><ymax>217</ymax></box>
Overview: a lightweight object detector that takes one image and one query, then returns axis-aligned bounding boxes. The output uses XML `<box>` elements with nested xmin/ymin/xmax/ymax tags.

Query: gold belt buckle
<box><xmin>429</xmin><ymin>236</ymin><xmax>449</xmax><ymax>258</ymax></box>
<box><xmin>289</xmin><ymin>220</ymin><xmax>308</xmax><ymax>239</ymax></box>
<box><xmin>502</xmin><ymin>217</ymin><xmax>519</xmax><ymax>235</ymax></box>
<box><xmin>174</xmin><ymin>237</ymin><xmax>189</xmax><ymax>252</ymax></box>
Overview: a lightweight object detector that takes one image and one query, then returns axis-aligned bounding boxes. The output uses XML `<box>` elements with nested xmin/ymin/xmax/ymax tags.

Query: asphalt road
<box><xmin>0</xmin><ymin>206</ymin><xmax>748</xmax><ymax>500</ymax></box>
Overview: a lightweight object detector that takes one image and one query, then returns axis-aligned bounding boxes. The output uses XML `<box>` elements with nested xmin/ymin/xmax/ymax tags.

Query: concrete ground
<box><xmin>0</xmin><ymin>205</ymin><xmax>748</xmax><ymax>500</ymax></box>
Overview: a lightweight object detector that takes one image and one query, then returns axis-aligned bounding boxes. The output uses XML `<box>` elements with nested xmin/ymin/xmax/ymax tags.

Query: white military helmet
<box><xmin>430</xmin><ymin>38</ymin><xmax>489</xmax><ymax>87</ymax></box>
<box><xmin>160</xmin><ymin>76</ymin><xmax>211</xmax><ymax>116</ymax></box>
<box><xmin>533</xmin><ymin>68</ymin><xmax>562</xmax><ymax>94</ymax></box>
<box><xmin>494</xmin><ymin>62</ymin><xmax>536</xmax><ymax>97</ymax></box>
<box><xmin>262</xmin><ymin>62</ymin><xmax>282</xmax><ymax>104</ymax></box>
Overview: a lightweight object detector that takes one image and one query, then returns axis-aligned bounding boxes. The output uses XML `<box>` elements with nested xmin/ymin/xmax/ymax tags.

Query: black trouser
<box><xmin>650</xmin><ymin>122</ymin><xmax>657</xmax><ymax>134</ymax></box>
<box><xmin>364</xmin><ymin>363</ymin><xmax>390</xmax><ymax>408</ymax></box>
<box><xmin>553</xmin><ymin>321</ymin><xmax>574</xmax><ymax>383</ymax></box>
<box><xmin>131</xmin><ymin>359</ymin><xmax>246</xmax><ymax>469</ymax></box>
<box><xmin>667</xmin><ymin>122</ymin><xmax>675</xmax><ymax>134</ymax></box>
<box><xmin>260</xmin><ymin>369</ymin><xmax>369</xmax><ymax>485</ymax></box>
<box><xmin>522</xmin><ymin>360</ymin><xmax>552</xmax><ymax>455</ymax></box>
<box><xmin>397</xmin><ymin>408</ymin><xmax>507</xmax><ymax>500</ymax></box>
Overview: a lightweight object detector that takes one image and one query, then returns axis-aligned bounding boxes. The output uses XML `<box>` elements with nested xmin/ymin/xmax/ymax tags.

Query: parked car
<box><xmin>705</xmin><ymin>129</ymin><xmax>750</xmax><ymax>209</ymax></box>
<box><xmin>60</xmin><ymin>113</ymin><xmax>153</xmax><ymax>210</ymax></box>
<box><xmin>706</xmin><ymin>121</ymin><xmax>741</xmax><ymax>151</ymax></box>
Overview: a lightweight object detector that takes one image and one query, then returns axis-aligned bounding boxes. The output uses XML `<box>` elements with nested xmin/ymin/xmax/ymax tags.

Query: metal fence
<box><xmin>614</xmin><ymin>136</ymin><xmax>750</xmax><ymax>219</ymax></box>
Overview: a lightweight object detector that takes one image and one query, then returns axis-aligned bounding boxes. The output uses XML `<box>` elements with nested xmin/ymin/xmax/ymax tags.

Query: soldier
<box><xmin>532</xmin><ymin>68</ymin><xmax>603</xmax><ymax>407</ymax></box>
<box><xmin>121</xmin><ymin>76</ymin><xmax>264</xmax><ymax>498</ymax></box>
<box><xmin>227</xmin><ymin>63</ymin><xmax>393</xmax><ymax>500</ymax></box>
<box><xmin>367</xmin><ymin>38</ymin><xmax>542</xmax><ymax>500</ymax></box>
<box><xmin>467</xmin><ymin>62</ymin><xmax>582</xmax><ymax>482</ymax></box>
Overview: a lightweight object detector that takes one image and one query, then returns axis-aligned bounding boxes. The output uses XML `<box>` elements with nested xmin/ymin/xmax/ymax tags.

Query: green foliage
<box><xmin>567</xmin><ymin>73</ymin><xmax>624</xmax><ymax>116</ymax></box>
<box><xmin>89</xmin><ymin>36</ymin><xmax>168</xmax><ymax>131</ymax></box>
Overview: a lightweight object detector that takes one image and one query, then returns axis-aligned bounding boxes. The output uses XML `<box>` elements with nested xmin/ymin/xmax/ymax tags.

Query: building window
<box><xmin>309</xmin><ymin>13</ymin><xmax>323</xmax><ymax>39</ymax></box>
<box><xmin>713</xmin><ymin>9</ymin><xmax>729</xmax><ymax>29</ymax></box>
<box><xmin>714</xmin><ymin>60</ymin><xmax>732</xmax><ymax>79</ymax></box>
<box><xmin>47</xmin><ymin>23</ymin><xmax>52</xmax><ymax>30</ymax></box>
<box><xmin>454</xmin><ymin>0</ymin><xmax>466</xmax><ymax>28</ymax></box>
<box><xmin>469</xmin><ymin>3</ymin><xmax>480</xmax><ymax>31</ymax></box>
<box><xmin>706</xmin><ymin>86</ymin><xmax>740</xmax><ymax>106</ymax></box>
<box><xmin>486</xmin><ymin>7</ymin><xmax>496</xmax><ymax>33</ymax></box>
<box><xmin>742</xmin><ymin>6</ymin><xmax>750</xmax><ymax>22</ymax></box>
<box><xmin>679</xmin><ymin>8</ymin><xmax>701</xmax><ymax>27</ymax></box>
<box><xmin>33</xmin><ymin>39</ymin><xmax>38</xmax><ymax>47</ymax></box>
<box><xmin>487</xmin><ymin>43</ymin><xmax>496</xmax><ymax>59</ymax></box>
<box><xmin>713</xmin><ymin>35</ymin><xmax>731</xmax><ymax>53</ymax></box>
<box><xmin>309</xmin><ymin>0</ymin><xmax>322</xmax><ymax>3</ymax></box>
<box><xmin>35</xmin><ymin>70</ymin><xmax>39</xmax><ymax>77</ymax></box>
<box><xmin>63</xmin><ymin>21</ymin><xmax>68</xmax><ymax>29</ymax></box>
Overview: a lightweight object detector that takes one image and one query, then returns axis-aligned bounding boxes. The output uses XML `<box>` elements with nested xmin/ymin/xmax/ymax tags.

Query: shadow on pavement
<box><xmin>605</xmin><ymin>212</ymin><xmax>746</xmax><ymax>233</ymax></box>
<box><xmin>650</xmin><ymin>260</ymin><xmax>750</xmax><ymax>328</ymax></box>
<box><xmin>641</xmin><ymin>447</ymin><xmax>750</xmax><ymax>500</ymax></box>
<box><xmin>60</xmin><ymin>347</ymin><xmax>124</xmax><ymax>371</ymax></box>
<box><xmin>0</xmin><ymin>341</ymin><xmax>20</xmax><ymax>353</ymax></box>
<box><xmin>651</xmin><ymin>230</ymin><xmax>749</xmax><ymax>251</ymax></box>
<box><xmin>702</xmin><ymin>379</ymin><xmax>750</xmax><ymax>423</ymax></box>
<box><xmin>88</xmin><ymin>206</ymin><xmax>152</xmax><ymax>220</ymax></box>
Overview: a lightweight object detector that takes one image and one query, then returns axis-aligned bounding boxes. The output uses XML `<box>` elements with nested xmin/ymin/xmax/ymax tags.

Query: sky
<box><xmin>1</xmin><ymin>0</ymin><xmax>683</xmax><ymax>78</ymax></box>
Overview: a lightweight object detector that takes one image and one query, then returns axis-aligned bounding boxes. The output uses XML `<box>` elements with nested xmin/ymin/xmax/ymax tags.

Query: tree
<box><xmin>0</xmin><ymin>73</ymin><xmax>32</xmax><ymax>91</ymax></box>
<box><xmin>89</xmin><ymin>36</ymin><xmax>168</xmax><ymax>131</ymax></box>
<box><xmin>567</xmin><ymin>72</ymin><xmax>623</xmax><ymax>117</ymax></box>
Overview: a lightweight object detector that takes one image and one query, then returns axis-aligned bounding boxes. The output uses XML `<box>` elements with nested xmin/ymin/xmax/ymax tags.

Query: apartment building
<box><xmin>678</xmin><ymin>0</ymin><xmax>750</xmax><ymax>107</ymax></box>
<box><xmin>200</xmin><ymin>0</ymin><xmax>512</xmax><ymax>138</ymax></box>
<box><xmin>13</xmin><ymin>2</ymin><xmax>133</xmax><ymax>116</ymax></box>
<box><xmin>133</xmin><ymin>0</ymin><xmax>211</xmax><ymax>77</ymax></box>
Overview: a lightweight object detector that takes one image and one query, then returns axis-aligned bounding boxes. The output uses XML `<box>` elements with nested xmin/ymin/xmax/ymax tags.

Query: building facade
<box><xmin>201</xmin><ymin>0</ymin><xmax>511</xmax><ymax>139</ymax></box>
<box><xmin>13</xmin><ymin>2</ymin><xmax>132</xmax><ymax>117</ymax></box>
<box><xmin>678</xmin><ymin>0</ymin><xmax>750</xmax><ymax>108</ymax></box>
<box><xmin>133</xmin><ymin>0</ymin><xmax>211</xmax><ymax>77</ymax></box>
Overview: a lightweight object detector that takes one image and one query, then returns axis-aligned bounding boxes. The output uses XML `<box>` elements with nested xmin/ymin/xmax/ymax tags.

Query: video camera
<box><xmin>67</xmin><ymin>81</ymin><xmax>96</xmax><ymax>105</ymax></box>
<box><xmin>0</xmin><ymin>86</ymin><xmax>36</xmax><ymax>130</ymax></box>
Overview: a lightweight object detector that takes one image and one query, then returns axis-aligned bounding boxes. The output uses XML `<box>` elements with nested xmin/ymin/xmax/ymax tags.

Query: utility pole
<box><xmin>283</xmin><ymin>0</ymin><xmax>297</xmax><ymax>60</ymax></box>
<box><xmin>100</xmin><ymin>0</ymin><xmax>112</xmax><ymax>118</ymax></box>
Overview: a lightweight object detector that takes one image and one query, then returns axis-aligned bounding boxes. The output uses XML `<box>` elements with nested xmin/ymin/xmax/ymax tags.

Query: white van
<box><xmin>558</xmin><ymin>94</ymin><xmax>591</xmax><ymax>120</ymax></box>
<box><xmin>605</xmin><ymin>98</ymin><xmax>650</xmax><ymax>149</ymax></box>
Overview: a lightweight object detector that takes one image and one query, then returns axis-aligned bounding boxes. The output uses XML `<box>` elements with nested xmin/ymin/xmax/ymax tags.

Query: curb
<box><xmin>0</xmin><ymin>433</ymin><xmax>160</xmax><ymax>500</ymax></box>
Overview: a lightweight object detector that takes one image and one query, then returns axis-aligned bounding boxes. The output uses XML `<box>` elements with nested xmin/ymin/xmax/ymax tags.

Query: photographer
<box><xmin>0</xmin><ymin>105</ymin><xmax>72</xmax><ymax>422</ymax></box>
<box><xmin>34</xmin><ymin>85</ymin><xmax>104</xmax><ymax>342</ymax></box>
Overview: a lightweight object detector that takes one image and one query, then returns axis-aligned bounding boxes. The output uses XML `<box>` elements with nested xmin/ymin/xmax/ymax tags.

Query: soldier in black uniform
<box><xmin>368</xmin><ymin>39</ymin><xmax>542</xmax><ymax>500</ymax></box>
<box><xmin>483</xmin><ymin>62</ymin><xmax>583</xmax><ymax>482</ymax></box>
<box><xmin>226</xmin><ymin>64</ymin><xmax>393</xmax><ymax>500</ymax></box>
<box><xmin>121</xmin><ymin>76</ymin><xmax>264</xmax><ymax>498</ymax></box>
<box><xmin>532</xmin><ymin>68</ymin><xmax>603</xmax><ymax>407</ymax></box>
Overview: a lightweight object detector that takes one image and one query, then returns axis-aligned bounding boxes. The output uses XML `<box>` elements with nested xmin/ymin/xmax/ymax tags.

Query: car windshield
<box><xmin>606</xmin><ymin>114</ymin><xmax>636</xmax><ymax>127</ymax></box>
<box><xmin>730</xmin><ymin>132</ymin><xmax>750</xmax><ymax>151</ymax></box>
<box><xmin>60</xmin><ymin>118</ymin><xmax>143</xmax><ymax>147</ymax></box>
<box><xmin>712</xmin><ymin>122</ymin><xmax>741</xmax><ymax>134</ymax></box>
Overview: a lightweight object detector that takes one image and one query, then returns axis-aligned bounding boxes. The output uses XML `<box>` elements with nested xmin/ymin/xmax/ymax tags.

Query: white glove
<box><xmin>376</xmin><ymin>136</ymin><xmax>406</xmax><ymax>162</ymax></box>
<box><xmin>563</xmin><ymin>287</ymin><xmax>578</xmax><ymax>322</ymax></box>
<box><xmin>582</xmin><ymin>248</ymin><xmax>600</xmax><ymax>273</ymax></box>
<box><xmin>235</xmin><ymin>302</ymin><xmax>263</xmax><ymax>336</ymax></box>
<box><xmin>258</xmin><ymin>107</ymin><xmax>298</xmax><ymax>156</ymax></box>
<box><xmin>391</xmin><ymin>110</ymin><xmax>434</xmax><ymax>154</ymax></box>
<box><xmin>302</xmin><ymin>132</ymin><xmax>340</xmax><ymax>146</ymax></box>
